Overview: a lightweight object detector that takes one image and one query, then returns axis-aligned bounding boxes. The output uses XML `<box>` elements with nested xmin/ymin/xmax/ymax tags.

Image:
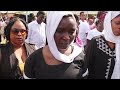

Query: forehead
<box><xmin>89</xmin><ymin>19</ymin><xmax>93</xmax><ymax>21</ymax></box>
<box><xmin>113</xmin><ymin>15</ymin><xmax>120</xmax><ymax>21</ymax></box>
<box><xmin>38</xmin><ymin>14</ymin><xmax>45</xmax><ymax>17</ymax></box>
<box><xmin>80</xmin><ymin>13</ymin><xmax>85</xmax><ymax>16</ymax></box>
<box><xmin>11</xmin><ymin>20</ymin><xmax>26</xmax><ymax>29</ymax></box>
<box><xmin>58</xmin><ymin>16</ymin><xmax>76</xmax><ymax>27</ymax></box>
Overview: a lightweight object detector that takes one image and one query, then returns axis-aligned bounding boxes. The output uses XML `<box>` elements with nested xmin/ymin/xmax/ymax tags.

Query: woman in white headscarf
<box><xmin>85</xmin><ymin>11</ymin><xmax>120</xmax><ymax>79</ymax></box>
<box><xmin>23</xmin><ymin>11</ymin><xmax>88</xmax><ymax>79</ymax></box>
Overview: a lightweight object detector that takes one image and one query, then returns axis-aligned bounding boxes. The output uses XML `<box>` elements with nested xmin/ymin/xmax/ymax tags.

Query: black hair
<box><xmin>74</xmin><ymin>14</ymin><xmax>79</xmax><ymax>21</ymax></box>
<box><xmin>28</xmin><ymin>13</ymin><xmax>35</xmax><ymax>23</ymax></box>
<box><xmin>29</xmin><ymin>13</ymin><xmax>35</xmax><ymax>17</ymax></box>
<box><xmin>4</xmin><ymin>17</ymin><xmax>28</xmax><ymax>41</ymax></box>
<box><xmin>36</xmin><ymin>11</ymin><xmax>45</xmax><ymax>17</ymax></box>
<box><xmin>80</xmin><ymin>11</ymin><xmax>84</xmax><ymax>15</ymax></box>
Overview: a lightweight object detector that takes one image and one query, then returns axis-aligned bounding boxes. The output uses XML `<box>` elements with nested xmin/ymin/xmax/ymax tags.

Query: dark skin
<box><xmin>80</xmin><ymin>12</ymin><xmax>86</xmax><ymax>21</ymax></box>
<box><xmin>42</xmin><ymin>16</ymin><xmax>77</xmax><ymax>65</ymax></box>
<box><xmin>97</xmin><ymin>21</ymin><xmax>104</xmax><ymax>32</ymax></box>
<box><xmin>37</xmin><ymin>14</ymin><xmax>45</xmax><ymax>24</ymax></box>
<box><xmin>54</xmin><ymin>16</ymin><xmax>77</xmax><ymax>54</ymax></box>
<box><xmin>10</xmin><ymin>20</ymin><xmax>27</xmax><ymax>63</ymax></box>
<box><xmin>107</xmin><ymin>15</ymin><xmax>120</xmax><ymax>49</ymax></box>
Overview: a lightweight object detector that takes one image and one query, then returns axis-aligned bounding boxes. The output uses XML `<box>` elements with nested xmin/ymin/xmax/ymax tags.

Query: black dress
<box><xmin>85</xmin><ymin>35</ymin><xmax>116</xmax><ymax>79</ymax></box>
<box><xmin>24</xmin><ymin>48</ymin><xmax>88</xmax><ymax>79</ymax></box>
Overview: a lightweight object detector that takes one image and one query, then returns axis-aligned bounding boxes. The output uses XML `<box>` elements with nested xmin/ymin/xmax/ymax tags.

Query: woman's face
<box><xmin>10</xmin><ymin>20</ymin><xmax>27</xmax><ymax>47</ymax></box>
<box><xmin>111</xmin><ymin>15</ymin><xmax>120</xmax><ymax>36</ymax></box>
<box><xmin>54</xmin><ymin>16</ymin><xmax>77</xmax><ymax>51</ymax></box>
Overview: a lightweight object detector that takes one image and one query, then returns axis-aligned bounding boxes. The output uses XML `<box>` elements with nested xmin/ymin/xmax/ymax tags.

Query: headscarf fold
<box><xmin>102</xmin><ymin>11</ymin><xmax>120</xmax><ymax>79</ymax></box>
<box><xmin>46</xmin><ymin>11</ymin><xmax>82</xmax><ymax>63</ymax></box>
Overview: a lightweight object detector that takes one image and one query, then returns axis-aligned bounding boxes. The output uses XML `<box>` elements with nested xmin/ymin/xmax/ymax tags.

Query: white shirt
<box><xmin>78</xmin><ymin>20</ymin><xmax>90</xmax><ymax>46</ymax></box>
<box><xmin>0</xmin><ymin>21</ymin><xmax>7</xmax><ymax>35</ymax></box>
<box><xmin>87</xmin><ymin>28</ymin><xmax>102</xmax><ymax>40</ymax></box>
<box><xmin>25</xmin><ymin>20</ymin><xmax>46</xmax><ymax>48</ymax></box>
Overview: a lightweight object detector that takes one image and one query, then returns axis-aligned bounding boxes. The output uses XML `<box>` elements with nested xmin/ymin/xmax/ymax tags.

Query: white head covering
<box><xmin>46</xmin><ymin>11</ymin><xmax>82</xmax><ymax>63</ymax></box>
<box><xmin>102</xmin><ymin>11</ymin><xmax>120</xmax><ymax>79</ymax></box>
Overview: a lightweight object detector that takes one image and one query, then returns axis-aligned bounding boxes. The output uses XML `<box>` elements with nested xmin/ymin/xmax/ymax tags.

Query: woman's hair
<box><xmin>4</xmin><ymin>17</ymin><xmax>28</xmax><ymax>41</ymax></box>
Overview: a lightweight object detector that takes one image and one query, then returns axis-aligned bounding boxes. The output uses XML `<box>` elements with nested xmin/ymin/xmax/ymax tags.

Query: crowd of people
<box><xmin>0</xmin><ymin>11</ymin><xmax>120</xmax><ymax>79</ymax></box>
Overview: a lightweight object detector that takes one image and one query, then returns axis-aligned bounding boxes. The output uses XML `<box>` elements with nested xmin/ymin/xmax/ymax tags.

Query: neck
<box><xmin>81</xmin><ymin>19</ymin><xmax>85</xmax><ymax>22</ymax></box>
<box><xmin>37</xmin><ymin>20</ymin><xmax>42</xmax><ymax>24</ymax></box>
<box><xmin>14</xmin><ymin>45</ymin><xmax>23</xmax><ymax>50</ymax></box>
<box><xmin>11</xmin><ymin>43</ymin><xmax>24</xmax><ymax>49</ymax></box>
<box><xmin>107</xmin><ymin>41</ymin><xmax>115</xmax><ymax>49</ymax></box>
<box><xmin>96</xmin><ymin>27</ymin><xmax>103</xmax><ymax>32</ymax></box>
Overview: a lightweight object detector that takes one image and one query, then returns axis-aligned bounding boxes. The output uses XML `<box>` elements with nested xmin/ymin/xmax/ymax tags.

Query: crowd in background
<box><xmin>0</xmin><ymin>11</ymin><xmax>120</xmax><ymax>79</ymax></box>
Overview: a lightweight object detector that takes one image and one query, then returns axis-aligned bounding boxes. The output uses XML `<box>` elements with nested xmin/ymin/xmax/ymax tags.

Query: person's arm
<box><xmin>84</xmin><ymin>38</ymin><xmax>97</xmax><ymax>79</ymax></box>
<box><xmin>81</xmin><ymin>51</ymin><xmax>89</xmax><ymax>79</ymax></box>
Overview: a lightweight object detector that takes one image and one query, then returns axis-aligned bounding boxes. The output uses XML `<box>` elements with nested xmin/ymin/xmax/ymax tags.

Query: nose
<box><xmin>17</xmin><ymin>31</ymin><xmax>22</xmax><ymax>35</ymax></box>
<box><xmin>62</xmin><ymin>32</ymin><xmax>70</xmax><ymax>40</ymax></box>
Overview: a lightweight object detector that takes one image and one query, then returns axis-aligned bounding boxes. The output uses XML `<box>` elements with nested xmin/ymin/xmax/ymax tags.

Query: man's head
<box><xmin>97</xmin><ymin>11</ymin><xmax>107</xmax><ymax>22</ymax></box>
<box><xmin>36</xmin><ymin>11</ymin><xmax>45</xmax><ymax>24</ymax></box>
<box><xmin>80</xmin><ymin>11</ymin><xmax>86</xmax><ymax>20</ymax></box>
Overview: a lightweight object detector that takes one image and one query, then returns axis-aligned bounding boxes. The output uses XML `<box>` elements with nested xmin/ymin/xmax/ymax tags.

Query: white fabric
<box><xmin>25</xmin><ymin>20</ymin><xmax>46</xmax><ymax>48</ymax></box>
<box><xmin>78</xmin><ymin>20</ymin><xmax>90</xmax><ymax>46</ymax></box>
<box><xmin>89</xmin><ymin>23</ymin><xmax>96</xmax><ymax>30</ymax></box>
<box><xmin>46</xmin><ymin>11</ymin><xmax>82</xmax><ymax>63</ymax></box>
<box><xmin>102</xmin><ymin>11</ymin><xmax>120</xmax><ymax>79</ymax></box>
<box><xmin>23</xmin><ymin>72</ymin><xmax>36</xmax><ymax>79</ymax></box>
<box><xmin>87</xmin><ymin>28</ymin><xmax>102</xmax><ymax>40</ymax></box>
<box><xmin>0</xmin><ymin>21</ymin><xmax>6</xmax><ymax>35</ymax></box>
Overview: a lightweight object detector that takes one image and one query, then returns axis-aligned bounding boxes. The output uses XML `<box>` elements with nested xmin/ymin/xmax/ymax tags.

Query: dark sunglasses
<box><xmin>11</xmin><ymin>28</ymin><xmax>28</xmax><ymax>35</ymax></box>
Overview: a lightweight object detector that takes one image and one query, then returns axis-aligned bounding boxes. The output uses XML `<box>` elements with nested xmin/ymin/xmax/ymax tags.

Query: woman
<box><xmin>85</xmin><ymin>11</ymin><xmax>120</xmax><ymax>79</ymax></box>
<box><xmin>24</xmin><ymin>11</ymin><xmax>88</xmax><ymax>79</ymax></box>
<box><xmin>0</xmin><ymin>17</ymin><xmax>36</xmax><ymax>79</ymax></box>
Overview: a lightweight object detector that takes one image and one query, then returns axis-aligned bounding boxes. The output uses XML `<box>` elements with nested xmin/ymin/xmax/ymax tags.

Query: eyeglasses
<box><xmin>11</xmin><ymin>28</ymin><xmax>28</xmax><ymax>35</ymax></box>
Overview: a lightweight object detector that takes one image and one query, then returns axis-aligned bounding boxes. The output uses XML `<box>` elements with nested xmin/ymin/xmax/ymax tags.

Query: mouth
<box><xmin>115</xmin><ymin>31</ymin><xmax>120</xmax><ymax>36</ymax></box>
<box><xmin>16</xmin><ymin>38</ymin><xmax>23</xmax><ymax>41</ymax></box>
<box><xmin>58</xmin><ymin>43</ymin><xmax>70</xmax><ymax>49</ymax></box>
<box><xmin>60</xmin><ymin>42</ymin><xmax>69</xmax><ymax>46</ymax></box>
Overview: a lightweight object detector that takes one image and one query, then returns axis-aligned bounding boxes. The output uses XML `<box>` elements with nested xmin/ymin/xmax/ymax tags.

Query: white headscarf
<box><xmin>102</xmin><ymin>11</ymin><xmax>120</xmax><ymax>79</ymax></box>
<box><xmin>46</xmin><ymin>11</ymin><xmax>82</xmax><ymax>63</ymax></box>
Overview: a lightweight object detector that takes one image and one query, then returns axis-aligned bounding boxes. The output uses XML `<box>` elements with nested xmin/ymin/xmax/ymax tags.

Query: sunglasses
<box><xmin>11</xmin><ymin>28</ymin><xmax>28</xmax><ymax>35</ymax></box>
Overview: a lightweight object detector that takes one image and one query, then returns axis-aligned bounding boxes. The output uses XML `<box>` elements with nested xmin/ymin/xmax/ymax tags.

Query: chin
<box><xmin>114</xmin><ymin>33</ymin><xmax>120</xmax><ymax>36</ymax></box>
<box><xmin>58</xmin><ymin>47</ymin><xmax>69</xmax><ymax>52</ymax></box>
